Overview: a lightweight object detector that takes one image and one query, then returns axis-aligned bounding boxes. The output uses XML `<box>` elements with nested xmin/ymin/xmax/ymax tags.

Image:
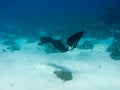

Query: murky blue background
<box><xmin>0</xmin><ymin>0</ymin><xmax>120</xmax><ymax>39</ymax></box>
<box><xmin>0</xmin><ymin>0</ymin><xmax>119</xmax><ymax>24</ymax></box>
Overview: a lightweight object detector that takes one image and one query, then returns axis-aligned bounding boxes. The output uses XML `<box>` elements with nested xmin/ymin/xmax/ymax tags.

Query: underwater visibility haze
<box><xmin>0</xmin><ymin>0</ymin><xmax>120</xmax><ymax>90</ymax></box>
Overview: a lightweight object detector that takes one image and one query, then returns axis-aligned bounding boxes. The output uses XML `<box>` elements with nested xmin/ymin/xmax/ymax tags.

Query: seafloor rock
<box><xmin>107</xmin><ymin>41</ymin><xmax>120</xmax><ymax>60</ymax></box>
<box><xmin>6</xmin><ymin>44</ymin><xmax>20</xmax><ymax>52</ymax></box>
<box><xmin>78</xmin><ymin>40</ymin><xmax>94</xmax><ymax>49</ymax></box>
<box><xmin>113</xmin><ymin>31</ymin><xmax>120</xmax><ymax>41</ymax></box>
<box><xmin>3</xmin><ymin>39</ymin><xmax>16</xmax><ymax>46</ymax></box>
<box><xmin>54</xmin><ymin>70</ymin><xmax>73</xmax><ymax>81</ymax></box>
<box><xmin>3</xmin><ymin>39</ymin><xmax>20</xmax><ymax>52</ymax></box>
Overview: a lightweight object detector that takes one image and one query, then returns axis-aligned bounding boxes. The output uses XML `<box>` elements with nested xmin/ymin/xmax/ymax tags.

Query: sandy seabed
<box><xmin>0</xmin><ymin>38</ymin><xmax>120</xmax><ymax>90</ymax></box>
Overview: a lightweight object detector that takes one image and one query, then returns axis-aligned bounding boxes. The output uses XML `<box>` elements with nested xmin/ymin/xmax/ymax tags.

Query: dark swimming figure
<box><xmin>38</xmin><ymin>31</ymin><xmax>84</xmax><ymax>52</ymax></box>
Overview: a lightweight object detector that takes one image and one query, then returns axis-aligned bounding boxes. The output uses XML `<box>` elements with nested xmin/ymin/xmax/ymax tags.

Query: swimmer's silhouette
<box><xmin>38</xmin><ymin>31</ymin><xmax>84</xmax><ymax>52</ymax></box>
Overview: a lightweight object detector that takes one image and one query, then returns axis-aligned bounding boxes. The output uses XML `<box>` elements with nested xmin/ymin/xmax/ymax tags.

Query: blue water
<box><xmin>0</xmin><ymin>0</ymin><xmax>119</xmax><ymax>24</ymax></box>
<box><xmin>0</xmin><ymin>0</ymin><xmax>120</xmax><ymax>40</ymax></box>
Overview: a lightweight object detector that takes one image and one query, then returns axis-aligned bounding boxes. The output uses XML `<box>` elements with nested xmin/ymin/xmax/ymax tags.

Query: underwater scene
<box><xmin>0</xmin><ymin>0</ymin><xmax>120</xmax><ymax>90</ymax></box>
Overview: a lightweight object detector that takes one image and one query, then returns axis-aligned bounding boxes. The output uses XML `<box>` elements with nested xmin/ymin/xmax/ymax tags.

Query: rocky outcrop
<box><xmin>3</xmin><ymin>39</ymin><xmax>20</xmax><ymax>52</ymax></box>
<box><xmin>107</xmin><ymin>41</ymin><xmax>120</xmax><ymax>60</ymax></box>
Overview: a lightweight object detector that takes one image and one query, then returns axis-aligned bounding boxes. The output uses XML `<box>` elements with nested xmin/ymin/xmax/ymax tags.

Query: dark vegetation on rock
<box><xmin>3</xmin><ymin>39</ymin><xmax>20</xmax><ymax>52</ymax></box>
<box><xmin>3</xmin><ymin>39</ymin><xmax>15</xmax><ymax>45</ymax></box>
<box><xmin>107</xmin><ymin>41</ymin><xmax>120</xmax><ymax>60</ymax></box>
<box><xmin>6</xmin><ymin>44</ymin><xmax>20</xmax><ymax>52</ymax></box>
<box><xmin>113</xmin><ymin>31</ymin><xmax>120</xmax><ymax>41</ymax></box>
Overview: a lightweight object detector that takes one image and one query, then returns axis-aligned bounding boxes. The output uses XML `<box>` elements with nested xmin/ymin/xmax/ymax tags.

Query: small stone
<box><xmin>11</xmin><ymin>84</ymin><xmax>14</xmax><ymax>87</ymax></box>
<box><xmin>98</xmin><ymin>65</ymin><xmax>102</xmax><ymax>68</ymax></box>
